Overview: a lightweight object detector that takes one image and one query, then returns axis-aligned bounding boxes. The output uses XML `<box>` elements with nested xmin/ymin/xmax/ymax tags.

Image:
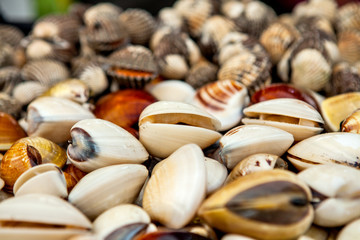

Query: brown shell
<box><xmin>0</xmin><ymin>112</ymin><xmax>27</xmax><ymax>151</ymax></box>
<box><xmin>0</xmin><ymin>66</ymin><xmax>21</xmax><ymax>94</ymax></box>
<box><xmin>63</xmin><ymin>164</ymin><xmax>87</xmax><ymax>192</ymax></box>
<box><xmin>0</xmin><ymin>93</ymin><xmax>22</xmax><ymax>118</ymax></box>
<box><xmin>295</xmin><ymin>16</ymin><xmax>336</xmax><ymax>39</ymax></box>
<box><xmin>0</xmin><ymin>42</ymin><xmax>15</xmax><ymax>68</ymax></box>
<box><xmin>292</xmin><ymin>0</ymin><xmax>337</xmax><ymax>24</ymax></box>
<box><xmin>119</xmin><ymin>8</ymin><xmax>156</xmax><ymax>45</ymax></box>
<box><xmin>0</xmin><ymin>24</ymin><xmax>24</xmax><ymax>47</ymax></box>
<box><xmin>341</xmin><ymin>109</ymin><xmax>360</xmax><ymax>133</ymax></box>
<box><xmin>338</xmin><ymin>30</ymin><xmax>360</xmax><ymax>64</ymax></box>
<box><xmin>107</xmin><ymin>45</ymin><xmax>158</xmax><ymax>89</ymax></box>
<box><xmin>83</xmin><ymin>2</ymin><xmax>122</xmax><ymax>25</ymax></box>
<box><xmin>185</xmin><ymin>59</ymin><xmax>218</xmax><ymax>89</ymax></box>
<box><xmin>336</xmin><ymin>2</ymin><xmax>360</xmax><ymax>32</ymax></box>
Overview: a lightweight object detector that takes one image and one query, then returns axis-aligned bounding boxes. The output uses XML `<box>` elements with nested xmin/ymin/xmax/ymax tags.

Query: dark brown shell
<box><xmin>0</xmin><ymin>66</ymin><xmax>21</xmax><ymax>94</ymax></box>
<box><xmin>186</xmin><ymin>59</ymin><xmax>218</xmax><ymax>89</ymax></box>
<box><xmin>336</xmin><ymin>2</ymin><xmax>360</xmax><ymax>32</ymax></box>
<box><xmin>0</xmin><ymin>24</ymin><xmax>24</xmax><ymax>47</ymax></box>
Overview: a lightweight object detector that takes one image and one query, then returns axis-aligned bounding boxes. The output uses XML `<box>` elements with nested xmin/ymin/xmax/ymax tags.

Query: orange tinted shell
<box><xmin>0</xmin><ymin>112</ymin><xmax>27</xmax><ymax>151</ymax></box>
<box><xmin>62</xmin><ymin>163</ymin><xmax>87</xmax><ymax>192</ymax></box>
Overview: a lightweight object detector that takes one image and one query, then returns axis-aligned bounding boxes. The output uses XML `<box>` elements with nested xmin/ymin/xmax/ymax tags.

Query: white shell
<box><xmin>13</xmin><ymin>163</ymin><xmax>67</xmax><ymax>198</ymax></box>
<box><xmin>68</xmin><ymin>164</ymin><xmax>148</xmax><ymax>220</ymax></box>
<box><xmin>79</xmin><ymin>65</ymin><xmax>108</xmax><ymax>96</ymax></box>
<box><xmin>287</xmin><ymin>132</ymin><xmax>360</xmax><ymax>171</ymax></box>
<box><xmin>159</xmin><ymin>54</ymin><xmax>189</xmax><ymax>79</ymax></box>
<box><xmin>146</xmin><ymin>80</ymin><xmax>195</xmax><ymax>103</ymax></box>
<box><xmin>337</xmin><ymin>219</ymin><xmax>360</xmax><ymax>240</ymax></box>
<box><xmin>26</xmin><ymin>97</ymin><xmax>95</xmax><ymax>144</ymax></box>
<box><xmin>204</xmin><ymin>157</ymin><xmax>227</xmax><ymax>195</ymax></box>
<box><xmin>139</xmin><ymin>101</ymin><xmax>222</xmax><ymax>158</ymax></box>
<box><xmin>12</xmin><ymin>81</ymin><xmax>47</xmax><ymax>106</ymax></box>
<box><xmin>67</xmin><ymin>119</ymin><xmax>149</xmax><ymax>172</ymax></box>
<box><xmin>220</xmin><ymin>125</ymin><xmax>294</xmax><ymax>169</ymax></box>
<box><xmin>142</xmin><ymin>144</ymin><xmax>206</xmax><ymax>228</ymax></box>
<box><xmin>0</xmin><ymin>178</ymin><xmax>4</xmax><ymax>191</ymax></box>
<box><xmin>242</xmin><ymin>98</ymin><xmax>324</xmax><ymax>141</ymax></box>
<box><xmin>221</xmin><ymin>234</ymin><xmax>256</xmax><ymax>240</ymax></box>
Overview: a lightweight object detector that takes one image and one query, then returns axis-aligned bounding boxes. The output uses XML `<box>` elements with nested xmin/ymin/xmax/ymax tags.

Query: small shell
<box><xmin>41</xmin><ymin>79</ymin><xmax>90</xmax><ymax>103</ymax></box>
<box><xmin>205</xmin><ymin>157</ymin><xmax>227</xmax><ymax>195</ymax></box>
<box><xmin>119</xmin><ymin>8</ymin><xmax>156</xmax><ymax>45</ymax></box>
<box><xmin>12</xmin><ymin>81</ymin><xmax>48</xmax><ymax>106</ymax></box>
<box><xmin>292</xmin><ymin>0</ymin><xmax>337</xmax><ymax>23</ymax></box>
<box><xmin>192</xmin><ymin>79</ymin><xmax>249</xmax><ymax>131</ymax></box>
<box><xmin>341</xmin><ymin>109</ymin><xmax>360</xmax><ymax>133</ymax></box>
<box><xmin>185</xmin><ymin>59</ymin><xmax>218</xmax><ymax>89</ymax></box>
<box><xmin>146</xmin><ymin>80</ymin><xmax>195</xmax><ymax>103</ymax></box>
<box><xmin>0</xmin><ymin>112</ymin><xmax>27</xmax><ymax>151</ymax></box>
<box><xmin>68</xmin><ymin>164</ymin><xmax>148</xmax><ymax>220</ymax></box>
<box><xmin>0</xmin><ymin>24</ymin><xmax>24</xmax><ymax>47</ymax></box>
<box><xmin>62</xmin><ymin>164</ymin><xmax>87</xmax><ymax>193</ymax></box>
<box><xmin>0</xmin><ymin>66</ymin><xmax>21</xmax><ymax>94</ymax></box>
<box><xmin>0</xmin><ymin>93</ymin><xmax>22</xmax><ymax>117</ymax></box>
<box><xmin>338</xmin><ymin>30</ymin><xmax>360</xmax><ymax>64</ymax></box>
<box><xmin>336</xmin><ymin>2</ymin><xmax>360</xmax><ymax>32</ymax></box>
<box><xmin>83</xmin><ymin>2</ymin><xmax>122</xmax><ymax>26</ymax></box>
<box><xmin>157</xmin><ymin>7</ymin><xmax>185</xmax><ymax>31</ymax></box>
<box><xmin>78</xmin><ymin>64</ymin><xmax>108</xmax><ymax>96</ymax></box>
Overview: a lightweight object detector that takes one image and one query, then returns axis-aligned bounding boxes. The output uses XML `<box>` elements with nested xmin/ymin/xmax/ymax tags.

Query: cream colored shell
<box><xmin>204</xmin><ymin>157</ymin><xmax>227</xmax><ymax>195</ymax></box>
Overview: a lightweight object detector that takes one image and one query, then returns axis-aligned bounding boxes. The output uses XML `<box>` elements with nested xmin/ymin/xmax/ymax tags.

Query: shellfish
<box><xmin>341</xmin><ymin>109</ymin><xmax>360</xmax><ymax>133</ymax></box>
<box><xmin>0</xmin><ymin>112</ymin><xmax>27</xmax><ymax>151</ymax></box>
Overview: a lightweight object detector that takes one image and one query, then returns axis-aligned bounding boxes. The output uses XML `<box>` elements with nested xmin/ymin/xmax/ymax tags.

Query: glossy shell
<box><xmin>0</xmin><ymin>112</ymin><xmax>27</xmax><ymax>151</ymax></box>
<box><xmin>341</xmin><ymin>109</ymin><xmax>360</xmax><ymax>133</ymax></box>
<box><xmin>41</xmin><ymin>79</ymin><xmax>90</xmax><ymax>103</ymax></box>
<box><xmin>146</xmin><ymin>80</ymin><xmax>195</xmax><ymax>103</ymax></box>
<box><xmin>205</xmin><ymin>157</ymin><xmax>227</xmax><ymax>195</ymax></box>
<box><xmin>79</xmin><ymin>64</ymin><xmax>108</xmax><ymax>96</ymax></box>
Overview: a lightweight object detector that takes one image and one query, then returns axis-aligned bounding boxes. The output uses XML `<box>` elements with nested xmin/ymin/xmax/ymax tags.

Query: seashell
<box><xmin>0</xmin><ymin>112</ymin><xmax>27</xmax><ymax>151</ymax></box>
<box><xmin>335</xmin><ymin>2</ymin><xmax>360</xmax><ymax>32</ymax></box>
<box><xmin>138</xmin><ymin>101</ymin><xmax>222</xmax><ymax>158</ymax></box>
<box><xmin>0</xmin><ymin>193</ymin><xmax>91</xmax><ymax>240</ymax></box>
<box><xmin>260</xmin><ymin>21</ymin><xmax>300</xmax><ymax>64</ymax></box>
<box><xmin>192</xmin><ymin>79</ymin><xmax>249</xmax><ymax>131</ymax></box>
<box><xmin>198</xmin><ymin>169</ymin><xmax>314</xmax><ymax>240</ymax></box>
<box><xmin>0</xmin><ymin>93</ymin><xmax>22</xmax><ymax>118</ymax></box>
<box><xmin>325</xmin><ymin>61</ymin><xmax>360</xmax><ymax>97</ymax></box>
<box><xmin>93</xmin><ymin>204</ymin><xmax>150</xmax><ymax>239</ymax></box>
<box><xmin>185</xmin><ymin>59</ymin><xmax>218</xmax><ymax>89</ymax></box>
<box><xmin>12</xmin><ymin>81</ymin><xmax>48</xmax><ymax>106</ymax></box>
<box><xmin>225</xmin><ymin>153</ymin><xmax>286</xmax><ymax>184</ymax></box>
<box><xmin>297</xmin><ymin>225</ymin><xmax>331</xmax><ymax>240</ymax></box>
<box><xmin>68</xmin><ymin>164</ymin><xmax>148</xmax><ymax>220</ymax></box>
<box><xmin>143</xmin><ymin>144</ymin><xmax>206</xmax><ymax>228</ymax></box>
<box><xmin>94</xmin><ymin>89</ymin><xmax>156</xmax><ymax>131</ymax></box>
<box><xmin>287</xmin><ymin>132</ymin><xmax>360</xmax><ymax>171</ymax></box>
<box><xmin>136</xmin><ymin>230</ymin><xmax>212</xmax><ymax>240</ymax></box>
<box><xmin>67</xmin><ymin>119</ymin><xmax>149</xmax><ymax>172</ymax></box>
<box><xmin>205</xmin><ymin>157</ymin><xmax>227</xmax><ymax>195</ymax></box>
<box><xmin>218</xmin><ymin>51</ymin><xmax>272</xmax><ymax>94</ymax></box>
<box><xmin>157</xmin><ymin>54</ymin><xmax>189</xmax><ymax>80</ymax></box>
<box><xmin>341</xmin><ymin>109</ymin><xmax>360</xmax><ymax>133</ymax></box>
<box><xmin>338</xmin><ymin>218</ymin><xmax>360</xmax><ymax>240</ymax></box>
<box><xmin>68</xmin><ymin>2</ymin><xmax>91</xmax><ymax>21</ymax></box>
<box><xmin>0</xmin><ymin>178</ymin><xmax>4</xmax><ymax>191</ymax></box>
<box><xmin>295</xmin><ymin>16</ymin><xmax>336</xmax><ymax>39</ymax></box>
<box><xmin>62</xmin><ymin>163</ymin><xmax>87</xmax><ymax>192</ymax></box>
<box><xmin>157</xmin><ymin>7</ymin><xmax>185</xmax><ymax>31</ymax></box>
<box><xmin>149</xmin><ymin>26</ymin><xmax>175</xmax><ymax>52</ymax></box>
<box><xmin>221</xmin><ymin>234</ymin><xmax>256</xmax><ymax>240</ymax></box>
<box><xmin>242</xmin><ymin>98</ymin><xmax>324</xmax><ymax>141</ymax></box>
<box><xmin>119</xmin><ymin>8</ymin><xmax>156</xmax><ymax>45</ymax></box>
<box><xmin>0</xmin><ymin>42</ymin><xmax>15</xmax><ymax>67</ymax></box>
<box><xmin>298</xmin><ymin>164</ymin><xmax>360</xmax><ymax>227</ymax></box>
<box><xmin>338</xmin><ymin>30</ymin><xmax>360</xmax><ymax>64</ymax></box>
<box><xmin>83</xmin><ymin>2</ymin><xmax>122</xmax><ymax>26</ymax></box>
<box><xmin>13</xmin><ymin>163</ymin><xmax>67</xmax><ymax>198</ymax></box>
<box><xmin>321</xmin><ymin>92</ymin><xmax>360</xmax><ymax>132</ymax></box>
<box><xmin>219</xmin><ymin>125</ymin><xmax>294</xmax><ymax>169</ymax></box>
<box><xmin>292</xmin><ymin>0</ymin><xmax>337</xmax><ymax>23</ymax></box>
<box><xmin>146</xmin><ymin>80</ymin><xmax>195</xmax><ymax>103</ymax></box>
<box><xmin>41</xmin><ymin>79</ymin><xmax>90</xmax><ymax>103</ymax></box>
<box><xmin>0</xmin><ymin>24</ymin><xmax>24</xmax><ymax>47</ymax></box>
<box><xmin>25</xmin><ymin>96</ymin><xmax>95</xmax><ymax>144</ymax></box>
<box><xmin>0</xmin><ymin>141</ymin><xmax>42</xmax><ymax>191</ymax></box>
<box><xmin>79</xmin><ymin>64</ymin><xmax>108</xmax><ymax>96</ymax></box>
<box><xmin>107</xmin><ymin>45</ymin><xmax>158</xmax><ymax>89</ymax></box>
<box><xmin>0</xmin><ymin>66</ymin><xmax>21</xmax><ymax>94</ymax></box>
<box><xmin>21</xmin><ymin>59</ymin><xmax>70</xmax><ymax>87</ymax></box>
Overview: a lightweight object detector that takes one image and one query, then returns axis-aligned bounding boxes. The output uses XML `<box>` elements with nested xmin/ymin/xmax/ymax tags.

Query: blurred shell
<box><xmin>293</xmin><ymin>0</ymin><xmax>337</xmax><ymax>23</ymax></box>
<box><xmin>0</xmin><ymin>42</ymin><xmax>15</xmax><ymax>67</ymax></box>
<box><xmin>83</xmin><ymin>2</ymin><xmax>122</xmax><ymax>25</ymax></box>
<box><xmin>149</xmin><ymin>26</ymin><xmax>175</xmax><ymax>51</ymax></box>
<box><xmin>221</xmin><ymin>234</ymin><xmax>256</xmax><ymax>240</ymax></box>
<box><xmin>326</xmin><ymin>61</ymin><xmax>360</xmax><ymax>96</ymax></box>
<box><xmin>68</xmin><ymin>164</ymin><xmax>148</xmax><ymax>220</ymax></box>
<box><xmin>192</xmin><ymin>79</ymin><xmax>249</xmax><ymax>131</ymax></box>
<box><xmin>62</xmin><ymin>164</ymin><xmax>87</xmax><ymax>193</ymax></box>
<box><xmin>0</xmin><ymin>112</ymin><xmax>27</xmax><ymax>151</ymax></box>
<box><xmin>338</xmin><ymin>30</ymin><xmax>360</xmax><ymax>64</ymax></box>
<box><xmin>0</xmin><ymin>24</ymin><xmax>24</xmax><ymax>47</ymax></box>
<box><xmin>341</xmin><ymin>109</ymin><xmax>360</xmax><ymax>133</ymax></box>
<box><xmin>107</xmin><ymin>45</ymin><xmax>158</xmax><ymax>89</ymax></box>
<box><xmin>336</xmin><ymin>2</ymin><xmax>360</xmax><ymax>32</ymax></box>
<box><xmin>158</xmin><ymin>54</ymin><xmax>189</xmax><ymax>80</ymax></box>
<box><xmin>338</xmin><ymin>219</ymin><xmax>360</xmax><ymax>240</ymax></box>
<box><xmin>185</xmin><ymin>59</ymin><xmax>218</xmax><ymax>89</ymax></box>
<box><xmin>205</xmin><ymin>157</ymin><xmax>227</xmax><ymax>194</ymax></box>
<box><xmin>78</xmin><ymin>64</ymin><xmax>108</xmax><ymax>96</ymax></box>
<box><xmin>157</xmin><ymin>7</ymin><xmax>184</xmax><ymax>31</ymax></box>
<box><xmin>41</xmin><ymin>79</ymin><xmax>90</xmax><ymax>103</ymax></box>
<box><xmin>147</xmin><ymin>80</ymin><xmax>195</xmax><ymax>103</ymax></box>
<box><xmin>0</xmin><ymin>93</ymin><xmax>22</xmax><ymax>117</ymax></box>
<box><xmin>119</xmin><ymin>8</ymin><xmax>156</xmax><ymax>45</ymax></box>
<box><xmin>0</xmin><ymin>66</ymin><xmax>21</xmax><ymax>94</ymax></box>
<box><xmin>143</xmin><ymin>144</ymin><xmax>206</xmax><ymax>228</ymax></box>
<box><xmin>12</xmin><ymin>81</ymin><xmax>48</xmax><ymax>106</ymax></box>
<box><xmin>295</xmin><ymin>16</ymin><xmax>335</xmax><ymax>38</ymax></box>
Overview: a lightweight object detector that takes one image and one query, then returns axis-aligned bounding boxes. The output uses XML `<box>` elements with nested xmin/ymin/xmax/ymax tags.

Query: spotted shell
<box><xmin>0</xmin><ymin>66</ymin><xmax>21</xmax><ymax>94</ymax></box>
<box><xmin>0</xmin><ymin>24</ymin><xmax>24</xmax><ymax>47</ymax></box>
<box><xmin>338</xmin><ymin>30</ymin><xmax>360</xmax><ymax>64</ymax></box>
<box><xmin>185</xmin><ymin>59</ymin><xmax>218</xmax><ymax>89</ymax></box>
<box><xmin>336</xmin><ymin>2</ymin><xmax>360</xmax><ymax>32</ymax></box>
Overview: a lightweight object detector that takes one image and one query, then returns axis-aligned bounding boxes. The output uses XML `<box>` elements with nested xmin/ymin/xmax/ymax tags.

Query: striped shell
<box><xmin>292</xmin><ymin>0</ymin><xmax>337</xmax><ymax>23</ymax></box>
<box><xmin>0</xmin><ymin>66</ymin><xmax>21</xmax><ymax>94</ymax></box>
<box><xmin>83</xmin><ymin>2</ymin><xmax>122</xmax><ymax>25</ymax></box>
<box><xmin>12</xmin><ymin>81</ymin><xmax>48</xmax><ymax>106</ymax></box>
<box><xmin>0</xmin><ymin>24</ymin><xmax>24</xmax><ymax>47</ymax></box>
<box><xmin>336</xmin><ymin>2</ymin><xmax>360</xmax><ymax>32</ymax></box>
<box><xmin>157</xmin><ymin>7</ymin><xmax>185</xmax><ymax>31</ymax></box>
<box><xmin>0</xmin><ymin>93</ymin><xmax>22</xmax><ymax>118</ymax></box>
<box><xmin>185</xmin><ymin>59</ymin><xmax>218</xmax><ymax>89</ymax></box>
<box><xmin>338</xmin><ymin>30</ymin><xmax>360</xmax><ymax>64</ymax></box>
<box><xmin>79</xmin><ymin>64</ymin><xmax>108</xmax><ymax>96</ymax></box>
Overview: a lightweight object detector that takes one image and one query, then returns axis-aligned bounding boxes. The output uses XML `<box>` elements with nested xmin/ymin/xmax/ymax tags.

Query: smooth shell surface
<box><xmin>205</xmin><ymin>157</ymin><xmax>228</xmax><ymax>195</ymax></box>
<box><xmin>341</xmin><ymin>109</ymin><xmax>360</xmax><ymax>133</ymax></box>
<box><xmin>0</xmin><ymin>112</ymin><xmax>27</xmax><ymax>151</ymax></box>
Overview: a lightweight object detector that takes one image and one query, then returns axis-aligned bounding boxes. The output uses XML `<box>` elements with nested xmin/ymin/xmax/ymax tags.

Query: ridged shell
<box><xmin>0</xmin><ymin>42</ymin><xmax>15</xmax><ymax>67</ymax></box>
<box><xmin>293</xmin><ymin>0</ymin><xmax>337</xmax><ymax>23</ymax></box>
<box><xmin>0</xmin><ymin>93</ymin><xmax>22</xmax><ymax>117</ymax></box>
<box><xmin>79</xmin><ymin>64</ymin><xmax>108</xmax><ymax>96</ymax></box>
<box><xmin>287</xmin><ymin>132</ymin><xmax>360</xmax><ymax>171</ymax></box>
<box><xmin>41</xmin><ymin>79</ymin><xmax>89</xmax><ymax>103</ymax></box>
<box><xmin>336</xmin><ymin>2</ymin><xmax>360</xmax><ymax>32</ymax></box>
<box><xmin>25</xmin><ymin>97</ymin><xmax>95</xmax><ymax>144</ymax></box>
<box><xmin>220</xmin><ymin>125</ymin><xmax>294</xmax><ymax>169</ymax></box>
<box><xmin>341</xmin><ymin>109</ymin><xmax>360</xmax><ymax>133</ymax></box>
<box><xmin>146</xmin><ymin>80</ymin><xmax>195</xmax><ymax>103</ymax></box>
<box><xmin>67</xmin><ymin>119</ymin><xmax>149</xmax><ymax>172</ymax></box>
<box><xmin>143</xmin><ymin>144</ymin><xmax>206</xmax><ymax>228</ymax></box>
<box><xmin>157</xmin><ymin>7</ymin><xmax>185</xmax><ymax>31</ymax></box>
<box><xmin>12</xmin><ymin>81</ymin><xmax>48</xmax><ymax>106</ymax></box>
<box><xmin>68</xmin><ymin>164</ymin><xmax>148</xmax><ymax>220</ymax></box>
<box><xmin>0</xmin><ymin>112</ymin><xmax>27</xmax><ymax>151</ymax></box>
<box><xmin>242</xmin><ymin>98</ymin><xmax>324</xmax><ymax>141</ymax></box>
<box><xmin>83</xmin><ymin>2</ymin><xmax>122</xmax><ymax>26</ymax></box>
<box><xmin>192</xmin><ymin>79</ymin><xmax>249</xmax><ymax>131</ymax></box>
<box><xmin>185</xmin><ymin>59</ymin><xmax>218</xmax><ymax>89</ymax></box>
<box><xmin>0</xmin><ymin>66</ymin><xmax>21</xmax><ymax>94</ymax></box>
<box><xmin>0</xmin><ymin>24</ymin><xmax>24</xmax><ymax>47</ymax></box>
<box><xmin>338</xmin><ymin>30</ymin><xmax>360</xmax><ymax>64</ymax></box>
<box><xmin>119</xmin><ymin>8</ymin><xmax>156</xmax><ymax>45</ymax></box>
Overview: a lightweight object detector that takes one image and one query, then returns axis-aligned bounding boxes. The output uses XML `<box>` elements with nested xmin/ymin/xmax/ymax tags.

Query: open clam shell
<box><xmin>0</xmin><ymin>112</ymin><xmax>27</xmax><ymax>151</ymax></box>
<box><xmin>219</xmin><ymin>125</ymin><xmax>294</xmax><ymax>169</ymax></box>
<box><xmin>0</xmin><ymin>193</ymin><xmax>91</xmax><ymax>240</ymax></box>
<box><xmin>67</xmin><ymin>119</ymin><xmax>149</xmax><ymax>172</ymax></box>
<box><xmin>242</xmin><ymin>98</ymin><xmax>324</xmax><ymax>141</ymax></box>
<box><xmin>138</xmin><ymin>101</ymin><xmax>222</xmax><ymax>158</ymax></box>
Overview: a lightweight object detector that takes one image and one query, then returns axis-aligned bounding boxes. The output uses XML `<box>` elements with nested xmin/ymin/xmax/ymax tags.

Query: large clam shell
<box><xmin>0</xmin><ymin>112</ymin><xmax>27</xmax><ymax>151</ymax></box>
<box><xmin>338</xmin><ymin>219</ymin><xmax>360</xmax><ymax>240</ymax></box>
<box><xmin>146</xmin><ymin>80</ymin><xmax>195</xmax><ymax>103</ymax></box>
<box><xmin>68</xmin><ymin>164</ymin><xmax>148</xmax><ymax>220</ymax></box>
<box><xmin>67</xmin><ymin>119</ymin><xmax>149</xmax><ymax>172</ymax></box>
<box><xmin>25</xmin><ymin>96</ymin><xmax>95</xmax><ymax>144</ymax></box>
<box><xmin>242</xmin><ymin>98</ymin><xmax>324</xmax><ymax>141</ymax></box>
<box><xmin>138</xmin><ymin>101</ymin><xmax>222</xmax><ymax>158</ymax></box>
<box><xmin>287</xmin><ymin>132</ymin><xmax>360</xmax><ymax>171</ymax></box>
<box><xmin>0</xmin><ymin>193</ymin><xmax>91</xmax><ymax>240</ymax></box>
<box><xmin>192</xmin><ymin>79</ymin><xmax>249</xmax><ymax>131</ymax></box>
<box><xmin>219</xmin><ymin>125</ymin><xmax>294</xmax><ymax>169</ymax></box>
<box><xmin>143</xmin><ymin>144</ymin><xmax>206</xmax><ymax>228</ymax></box>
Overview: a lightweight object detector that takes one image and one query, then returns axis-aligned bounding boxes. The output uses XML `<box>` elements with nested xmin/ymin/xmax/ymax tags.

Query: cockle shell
<box><xmin>157</xmin><ymin>7</ymin><xmax>184</xmax><ymax>31</ymax></box>
<box><xmin>192</xmin><ymin>79</ymin><xmax>249</xmax><ymax>131</ymax></box>
<box><xmin>67</xmin><ymin>119</ymin><xmax>149</xmax><ymax>172</ymax></box>
<box><xmin>341</xmin><ymin>109</ymin><xmax>360</xmax><ymax>133</ymax></box>
<box><xmin>143</xmin><ymin>144</ymin><xmax>206</xmax><ymax>228</ymax></box>
<box><xmin>0</xmin><ymin>24</ymin><xmax>24</xmax><ymax>47</ymax></box>
<box><xmin>0</xmin><ymin>93</ymin><xmax>22</xmax><ymax>117</ymax></box>
<box><xmin>287</xmin><ymin>132</ymin><xmax>360</xmax><ymax>171</ymax></box>
<box><xmin>219</xmin><ymin>125</ymin><xmax>294</xmax><ymax>169</ymax></box>
<box><xmin>335</xmin><ymin>2</ymin><xmax>360</xmax><ymax>32</ymax></box>
<box><xmin>185</xmin><ymin>59</ymin><xmax>218</xmax><ymax>89</ymax></box>
<box><xmin>292</xmin><ymin>0</ymin><xmax>337</xmax><ymax>23</ymax></box>
<box><xmin>0</xmin><ymin>66</ymin><xmax>21</xmax><ymax>94</ymax></box>
<box><xmin>83</xmin><ymin>2</ymin><xmax>122</xmax><ymax>25</ymax></box>
<box><xmin>0</xmin><ymin>112</ymin><xmax>27</xmax><ymax>151</ymax></box>
<box><xmin>242</xmin><ymin>98</ymin><xmax>324</xmax><ymax>141</ymax></box>
<box><xmin>79</xmin><ymin>64</ymin><xmax>108</xmax><ymax>96</ymax></box>
<box><xmin>68</xmin><ymin>164</ymin><xmax>148</xmax><ymax>220</ymax></box>
<box><xmin>12</xmin><ymin>81</ymin><xmax>48</xmax><ymax>106</ymax></box>
<box><xmin>146</xmin><ymin>80</ymin><xmax>195</xmax><ymax>103</ymax></box>
<box><xmin>338</xmin><ymin>30</ymin><xmax>360</xmax><ymax>64</ymax></box>
<box><xmin>0</xmin><ymin>193</ymin><xmax>91</xmax><ymax>240</ymax></box>
<box><xmin>25</xmin><ymin>96</ymin><xmax>95</xmax><ymax>144</ymax></box>
<box><xmin>138</xmin><ymin>101</ymin><xmax>222</xmax><ymax>158</ymax></box>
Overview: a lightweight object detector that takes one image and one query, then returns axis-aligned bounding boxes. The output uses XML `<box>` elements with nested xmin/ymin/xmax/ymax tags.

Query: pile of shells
<box><xmin>1</xmin><ymin>0</ymin><xmax>360</xmax><ymax>239</ymax></box>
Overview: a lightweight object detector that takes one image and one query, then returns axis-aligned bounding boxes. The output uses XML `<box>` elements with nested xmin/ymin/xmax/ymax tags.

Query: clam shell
<box><xmin>25</xmin><ymin>96</ymin><xmax>95</xmax><ymax>144</ymax></box>
<box><xmin>205</xmin><ymin>157</ymin><xmax>227</xmax><ymax>195</ymax></box>
<box><xmin>83</xmin><ymin>2</ymin><xmax>122</xmax><ymax>26</ymax></box>
<box><xmin>341</xmin><ymin>109</ymin><xmax>360</xmax><ymax>133</ymax></box>
<box><xmin>293</xmin><ymin>0</ymin><xmax>337</xmax><ymax>23</ymax></box>
<box><xmin>192</xmin><ymin>79</ymin><xmax>249</xmax><ymax>131</ymax></box>
<box><xmin>13</xmin><ymin>163</ymin><xmax>67</xmax><ymax>198</ymax></box>
<box><xmin>143</xmin><ymin>144</ymin><xmax>206</xmax><ymax>228</ymax></box>
<box><xmin>79</xmin><ymin>64</ymin><xmax>108</xmax><ymax>96</ymax></box>
<box><xmin>287</xmin><ymin>132</ymin><xmax>360</xmax><ymax>171</ymax></box>
<box><xmin>67</xmin><ymin>119</ymin><xmax>149</xmax><ymax>172</ymax></box>
<box><xmin>157</xmin><ymin>54</ymin><xmax>189</xmax><ymax>80</ymax></box>
<box><xmin>336</xmin><ymin>2</ymin><xmax>360</xmax><ymax>32</ymax></box>
<box><xmin>146</xmin><ymin>80</ymin><xmax>195</xmax><ymax>103</ymax></box>
<box><xmin>68</xmin><ymin>164</ymin><xmax>148</xmax><ymax>220</ymax></box>
<box><xmin>0</xmin><ymin>66</ymin><xmax>21</xmax><ymax>94</ymax></box>
<box><xmin>185</xmin><ymin>59</ymin><xmax>218</xmax><ymax>89</ymax></box>
<box><xmin>338</xmin><ymin>30</ymin><xmax>360</xmax><ymax>64</ymax></box>
<box><xmin>0</xmin><ymin>112</ymin><xmax>27</xmax><ymax>151</ymax></box>
<box><xmin>41</xmin><ymin>79</ymin><xmax>89</xmax><ymax>103</ymax></box>
<box><xmin>338</xmin><ymin>219</ymin><xmax>360</xmax><ymax>240</ymax></box>
<box><xmin>157</xmin><ymin>7</ymin><xmax>184</xmax><ymax>31</ymax></box>
<box><xmin>0</xmin><ymin>93</ymin><xmax>22</xmax><ymax>118</ymax></box>
<box><xmin>221</xmin><ymin>234</ymin><xmax>256</xmax><ymax>240</ymax></box>
<box><xmin>12</xmin><ymin>81</ymin><xmax>48</xmax><ymax>106</ymax></box>
<box><xmin>139</xmin><ymin>101</ymin><xmax>222</xmax><ymax>158</ymax></box>
<box><xmin>119</xmin><ymin>8</ymin><xmax>156</xmax><ymax>45</ymax></box>
<box><xmin>242</xmin><ymin>98</ymin><xmax>324</xmax><ymax>141</ymax></box>
<box><xmin>219</xmin><ymin>125</ymin><xmax>294</xmax><ymax>169</ymax></box>
<box><xmin>0</xmin><ymin>24</ymin><xmax>24</xmax><ymax>47</ymax></box>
